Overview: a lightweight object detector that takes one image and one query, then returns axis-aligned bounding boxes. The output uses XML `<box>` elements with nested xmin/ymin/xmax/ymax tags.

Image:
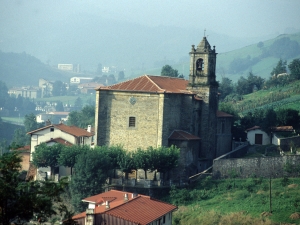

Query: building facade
<box><xmin>94</xmin><ymin>37</ymin><xmax>232</xmax><ymax>178</ymax></box>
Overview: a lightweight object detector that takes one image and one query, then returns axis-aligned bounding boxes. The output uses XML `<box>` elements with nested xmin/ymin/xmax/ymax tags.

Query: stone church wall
<box><xmin>96</xmin><ymin>91</ymin><xmax>165</xmax><ymax>151</ymax></box>
<box><xmin>213</xmin><ymin>155</ymin><xmax>300</xmax><ymax>178</ymax></box>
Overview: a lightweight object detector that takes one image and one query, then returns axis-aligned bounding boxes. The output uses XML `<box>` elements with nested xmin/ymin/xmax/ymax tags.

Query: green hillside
<box><xmin>169</xmin><ymin>177</ymin><xmax>300</xmax><ymax>225</ymax></box>
<box><xmin>230</xmin><ymin>79</ymin><xmax>300</xmax><ymax>115</ymax></box>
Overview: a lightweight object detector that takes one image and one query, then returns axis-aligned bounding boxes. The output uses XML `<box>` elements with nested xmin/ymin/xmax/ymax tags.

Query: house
<box><xmin>13</xmin><ymin>145</ymin><xmax>31</xmax><ymax>171</ymax></box>
<box><xmin>36</xmin><ymin>111</ymin><xmax>69</xmax><ymax>124</ymax></box>
<box><xmin>72</xmin><ymin>190</ymin><xmax>177</xmax><ymax>225</ymax></box>
<box><xmin>94</xmin><ymin>37</ymin><xmax>233</xmax><ymax>180</ymax></box>
<box><xmin>245</xmin><ymin>126</ymin><xmax>270</xmax><ymax>145</ymax></box>
<box><xmin>27</xmin><ymin>123</ymin><xmax>94</xmax><ymax>180</ymax></box>
<box><xmin>78</xmin><ymin>82</ymin><xmax>104</xmax><ymax>94</ymax></box>
<box><xmin>70</xmin><ymin>77</ymin><xmax>93</xmax><ymax>85</ymax></box>
<box><xmin>39</xmin><ymin>78</ymin><xmax>54</xmax><ymax>98</ymax></box>
<box><xmin>8</xmin><ymin>86</ymin><xmax>41</xmax><ymax>99</ymax></box>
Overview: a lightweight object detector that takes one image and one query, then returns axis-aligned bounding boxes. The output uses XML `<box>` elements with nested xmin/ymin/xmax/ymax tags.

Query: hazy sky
<box><xmin>1</xmin><ymin>0</ymin><xmax>300</xmax><ymax>39</ymax></box>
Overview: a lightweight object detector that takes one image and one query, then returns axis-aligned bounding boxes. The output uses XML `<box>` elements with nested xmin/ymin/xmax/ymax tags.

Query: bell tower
<box><xmin>187</xmin><ymin>36</ymin><xmax>218</xmax><ymax>160</ymax></box>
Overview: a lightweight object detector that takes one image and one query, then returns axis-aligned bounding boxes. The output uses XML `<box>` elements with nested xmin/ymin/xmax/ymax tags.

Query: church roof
<box><xmin>169</xmin><ymin>130</ymin><xmax>201</xmax><ymax>140</ymax></box>
<box><xmin>196</xmin><ymin>36</ymin><xmax>211</xmax><ymax>52</ymax></box>
<box><xmin>217</xmin><ymin>111</ymin><xmax>233</xmax><ymax>118</ymax></box>
<box><xmin>97</xmin><ymin>75</ymin><xmax>191</xmax><ymax>94</ymax></box>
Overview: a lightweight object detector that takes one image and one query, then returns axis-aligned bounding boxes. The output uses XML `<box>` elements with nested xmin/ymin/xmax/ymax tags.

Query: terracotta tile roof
<box><xmin>73</xmin><ymin>190</ymin><xmax>177</xmax><ymax>224</ymax></box>
<box><xmin>27</xmin><ymin>124</ymin><xmax>94</xmax><ymax>137</ymax></box>
<box><xmin>97</xmin><ymin>75</ymin><xmax>191</xmax><ymax>94</ymax></box>
<box><xmin>15</xmin><ymin>145</ymin><xmax>30</xmax><ymax>151</ymax></box>
<box><xmin>26</xmin><ymin>163</ymin><xmax>37</xmax><ymax>181</ymax></box>
<box><xmin>245</xmin><ymin>126</ymin><xmax>261</xmax><ymax>132</ymax></box>
<box><xmin>169</xmin><ymin>130</ymin><xmax>200</xmax><ymax>140</ymax></box>
<box><xmin>45</xmin><ymin>138</ymin><xmax>73</xmax><ymax>146</ymax></box>
<box><xmin>271</xmin><ymin>126</ymin><xmax>294</xmax><ymax>132</ymax></box>
<box><xmin>217</xmin><ymin>111</ymin><xmax>233</xmax><ymax>118</ymax></box>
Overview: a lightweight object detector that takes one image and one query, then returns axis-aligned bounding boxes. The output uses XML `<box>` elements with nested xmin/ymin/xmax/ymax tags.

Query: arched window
<box><xmin>196</xmin><ymin>58</ymin><xmax>204</xmax><ymax>71</ymax></box>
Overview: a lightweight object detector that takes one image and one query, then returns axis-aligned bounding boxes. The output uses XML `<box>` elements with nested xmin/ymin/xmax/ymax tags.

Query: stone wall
<box><xmin>279</xmin><ymin>136</ymin><xmax>300</xmax><ymax>152</ymax></box>
<box><xmin>213</xmin><ymin>155</ymin><xmax>300</xmax><ymax>178</ymax></box>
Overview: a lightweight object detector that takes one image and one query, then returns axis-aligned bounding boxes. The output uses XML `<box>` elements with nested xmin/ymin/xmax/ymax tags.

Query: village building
<box><xmin>72</xmin><ymin>190</ymin><xmax>177</xmax><ymax>225</ymax></box>
<box><xmin>26</xmin><ymin>123</ymin><xmax>94</xmax><ymax>181</ymax></box>
<box><xmin>94</xmin><ymin>37</ymin><xmax>233</xmax><ymax>180</ymax></box>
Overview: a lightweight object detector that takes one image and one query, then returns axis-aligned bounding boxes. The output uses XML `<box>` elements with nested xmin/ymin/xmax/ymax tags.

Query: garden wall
<box><xmin>213</xmin><ymin>155</ymin><xmax>300</xmax><ymax>178</ymax></box>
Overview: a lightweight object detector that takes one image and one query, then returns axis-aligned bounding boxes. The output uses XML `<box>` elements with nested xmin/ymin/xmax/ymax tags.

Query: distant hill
<box><xmin>0</xmin><ymin>51</ymin><xmax>76</xmax><ymax>87</ymax></box>
<box><xmin>216</xmin><ymin>32</ymin><xmax>300</xmax><ymax>82</ymax></box>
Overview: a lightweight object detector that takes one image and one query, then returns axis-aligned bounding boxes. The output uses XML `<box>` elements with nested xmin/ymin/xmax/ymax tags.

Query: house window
<box><xmin>50</xmin><ymin>127</ymin><xmax>54</xmax><ymax>132</ymax></box>
<box><xmin>129</xmin><ymin>117</ymin><xmax>136</xmax><ymax>127</ymax></box>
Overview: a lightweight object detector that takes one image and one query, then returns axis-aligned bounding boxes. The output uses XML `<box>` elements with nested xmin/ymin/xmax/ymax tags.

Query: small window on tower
<box><xmin>129</xmin><ymin>117</ymin><xmax>136</xmax><ymax>127</ymax></box>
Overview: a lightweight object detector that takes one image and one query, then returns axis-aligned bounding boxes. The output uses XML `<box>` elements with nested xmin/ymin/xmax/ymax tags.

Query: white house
<box><xmin>245</xmin><ymin>126</ymin><xmax>270</xmax><ymax>145</ymax></box>
<box><xmin>27</xmin><ymin>123</ymin><xmax>94</xmax><ymax>180</ymax></box>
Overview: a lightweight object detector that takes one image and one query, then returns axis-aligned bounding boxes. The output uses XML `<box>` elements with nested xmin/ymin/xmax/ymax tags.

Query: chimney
<box><xmin>132</xmin><ymin>193</ymin><xmax>137</xmax><ymax>198</ymax></box>
<box><xmin>87</xmin><ymin>125</ymin><xmax>91</xmax><ymax>132</ymax></box>
<box><xmin>124</xmin><ymin>193</ymin><xmax>128</xmax><ymax>201</ymax></box>
<box><xmin>105</xmin><ymin>201</ymin><xmax>110</xmax><ymax>209</ymax></box>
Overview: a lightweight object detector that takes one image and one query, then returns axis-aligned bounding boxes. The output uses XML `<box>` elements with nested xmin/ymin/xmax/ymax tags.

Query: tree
<box><xmin>149</xmin><ymin>146</ymin><xmax>180</xmax><ymax>180</ymax></box>
<box><xmin>270</xmin><ymin>59</ymin><xmax>287</xmax><ymax>76</ymax></box>
<box><xmin>288</xmin><ymin>58</ymin><xmax>300</xmax><ymax>80</ymax></box>
<box><xmin>74</xmin><ymin>97</ymin><xmax>83</xmax><ymax>109</ymax></box>
<box><xmin>70</xmin><ymin>149</ymin><xmax>111</xmax><ymax>212</ymax></box>
<box><xmin>161</xmin><ymin>65</ymin><xmax>179</xmax><ymax>78</ymax></box>
<box><xmin>67</xmin><ymin>105</ymin><xmax>95</xmax><ymax>128</ymax></box>
<box><xmin>24</xmin><ymin>113</ymin><xmax>40</xmax><ymax>133</ymax></box>
<box><xmin>32</xmin><ymin>143</ymin><xmax>62</xmax><ymax>177</ymax></box>
<box><xmin>236</xmin><ymin>72</ymin><xmax>264</xmax><ymax>95</ymax></box>
<box><xmin>0</xmin><ymin>151</ymin><xmax>67</xmax><ymax>224</ymax></box>
<box><xmin>55</xmin><ymin>101</ymin><xmax>64</xmax><ymax>112</ymax></box>
<box><xmin>257</xmin><ymin>41</ymin><xmax>264</xmax><ymax>49</ymax></box>
<box><xmin>0</xmin><ymin>81</ymin><xmax>9</xmax><ymax>108</ymax></box>
<box><xmin>118</xmin><ymin>71</ymin><xmax>125</xmax><ymax>81</ymax></box>
<box><xmin>10</xmin><ymin>128</ymin><xmax>28</xmax><ymax>149</ymax></box>
<box><xmin>58</xmin><ymin>145</ymin><xmax>89</xmax><ymax>175</ymax></box>
<box><xmin>117</xmin><ymin>151</ymin><xmax>133</xmax><ymax>179</ymax></box>
<box><xmin>218</xmin><ymin>77</ymin><xmax>234</xmax><ymax>100</ymax></box>
<box><xmin>52</xmin><ymin>81</ymin><xmax>66</xmax><ymax>96</ymax></box>
<box><xmin>276</xmin><ymin>109</ymin><xmax>300</xmax><ymax>130</ymax></box>
<box><xmin>132</xmin><ymin>148</ymin><xmax>151</xmax><ymax>179</ymax></box>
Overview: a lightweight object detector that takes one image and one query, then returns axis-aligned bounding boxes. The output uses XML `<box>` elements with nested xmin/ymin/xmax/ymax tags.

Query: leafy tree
<box><xmin>288</xmin><ymin>58</ymin><xmax>300</xmax><ymax>80</ymax></box>
<box><xmin>52</xmin><ymin>80</ymin><xmax>67</xmax><ymax>96</ymax></box>
<box><xmin>218</xmin><ymin>77</ymin><xmax>234</xmax><ymax>100</ymax></box>
<box><xmin>70</xmin><ymin>149</ymin><xmax>111</xmax><ymax>212</ymax></box>
<box><xmin>74</xmin><ymin>97</ymin><xmax>83</xmax><ymax>109</ymax></box>
<box><xmin>149</xmin><ymin>146</ymin><xmax>180</xmax><ymax>180</ymax></box>
<box><xmin>0</xmin><ymin>151</ymin><xmax>67</xmax><ymax>224</ymax></box>
<box><xmin>261</xmin><ymin>108</ymin><xmax>277</xmax><ymax>132</ymax></box>
<box><xmin>24</xmin><ymin>113</ymin><xmax>40</xmax><ymax>133</ymax></box>
<box><xmin>56</xmin><ymin>101</ymin><xmax>64</xmax><ymax>112</ymax></box>
<box><xmin>67</xmin><ymin>105</ymin><xmax>95</xmax><ymax>128</ymax></box>
<box><xmin>10</xmin><ymin>128</ymin><xmax>28</xmax><ymax>148</ymax></box>
<box><xmin>117</xmin><ymin>151</ymin><xmax>133</xmax><ymax>179</ymax></box>
<box><xmin>132</xmin><ymin>148</ymin><xmax>151</xmax><ymax>179</ymax></box>
<box><xmin>118</xmin><ymin>71</ymin><xmax>125</xmax><ymax>81</ymax></box>
<box><xmin>236</xmin><ymin>72</ymin><xmax>264</xmax><ymax>95</ymax></box>
<box><xmin>268</xmin><ymin>37</ymin><xmax>300</xmax><ymax>59</ymax></box>
<box><xmin>58</xmin><ymin>145</ymin><xmax>89</xmax><ymax>175</ymax></box>
<box><xmin>276</xmin><ymin>108</ymin><xmax>300</xmax><ymax>130</ymax></box>
<box><xmin>32</xmin><ymin>143</ymin><xmax>62</xmax><ymax>177</ymax></box>
<box><xmin>270</xmin><ymin>59</ymin><xmax>287</xmax><ymax>76</ymax></box>
<box><xmin>161</xmin><ymin>65</ymin><xmax>179</xmax><ymax>78</ymax></box>
<box><xmin>0</xmin><ymin>80</ymin><xmax>9</xmax><ymax>108</ymax></box>
<box><xmin>257</xmin><ymin>41</ymin><xmax>264</xmax><ymax>49</ymax></box>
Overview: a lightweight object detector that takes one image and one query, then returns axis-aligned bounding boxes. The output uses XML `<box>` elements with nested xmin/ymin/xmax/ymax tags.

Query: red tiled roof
<box><xmin>217</xmin><ymin>111</ymin><xmax>233</xmax><ymax>118</ymax></box>
<box><xmin>246</xmin><ymin>126</ymin><xmax>261</xmax><ymax>131</ymax></box>
<box><xmin>45</xmin><ymin>138</ymin><xmax>73</xmax><ymax>146</ymax></box>
<box><xmin>15</xmin><ymin>145</ymin><xmax>30</xmax><ymax>151</ymax></box>
<box><xmin>73</xmin><ymin>190</ymin><xmax>177</xmax><ymax>224</ymax></box>
<box><xmin>27</xmin><ymin>124</ymin><xmax>94</xmax><ymax>137</ymax></box>
<box><xmin>169</xmin><ymin>130</ymin><xmax>200</xmax><ymax>141</ymax></box>
<box><xmin>97</xmin><ymin>75</ymin><xmax>191</xmax><ymax>94</ymax></box>
<box><xmin>271</xmin><ymin>126</ymin><xmax>294</xmax><ymax>132</ymax></box>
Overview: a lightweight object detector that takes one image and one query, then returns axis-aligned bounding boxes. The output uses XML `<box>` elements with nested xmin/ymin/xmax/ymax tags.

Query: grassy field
<box><xmin>168</xmin><ymin>176</ymin><xmax>300</xmax><ymax>225</ymax></box>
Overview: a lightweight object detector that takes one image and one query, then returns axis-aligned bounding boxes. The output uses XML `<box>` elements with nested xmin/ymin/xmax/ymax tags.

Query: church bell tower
<box><xmin>187</xmin><ymin>36</ymin><xmax>218</xmax><ymax>160</ymax></box>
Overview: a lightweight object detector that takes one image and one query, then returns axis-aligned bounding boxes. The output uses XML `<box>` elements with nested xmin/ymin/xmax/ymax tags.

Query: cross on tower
<box><xmin>204</xmin><ymin>29</ymin><xmax>206</xmax><ymax>37</ymax></box>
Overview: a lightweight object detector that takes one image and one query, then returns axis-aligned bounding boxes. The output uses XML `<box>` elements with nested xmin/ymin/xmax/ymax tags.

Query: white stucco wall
<box><xmin>247</xmin><ymin>129</ymin><xmax>270</xmax><ymax>145</ymax></box>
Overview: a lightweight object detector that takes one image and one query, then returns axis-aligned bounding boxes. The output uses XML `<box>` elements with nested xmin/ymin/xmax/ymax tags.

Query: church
<box><xmin>94</xmin><ymin>37</ymin><xmax>232</xmax><ymax>179</ymax></box>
